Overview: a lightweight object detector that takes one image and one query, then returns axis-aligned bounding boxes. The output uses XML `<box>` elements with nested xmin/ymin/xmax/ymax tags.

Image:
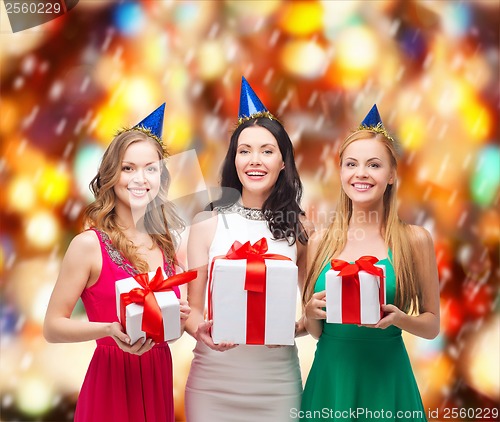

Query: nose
<box><xmin>250</xmin><ymin>151</ymin><xmax>262</xmax><ymax>165</ymax></box>
<box><xmin>132</xmin><ymin>170</ymin><xmax>146</xmax><ymax>184</ymax></box>
<box><xmin>355</xmin><ymin>165</ymin><xmax>368</xmax><ymax>178</ymax></box>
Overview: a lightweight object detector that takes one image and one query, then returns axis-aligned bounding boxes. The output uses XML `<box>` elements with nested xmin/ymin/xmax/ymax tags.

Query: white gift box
<box><xmin>210</xmin><ymin>258</ymin><xmax>298</xmax><ymax>345</ymax></box>
<box><xmin>115</xmin><ymin>271</ymin><xmax>180</xmax><ymax>344</ymax></box>
<box><xmin>326</xmin><ymin>265</ymin><xmax>386</xmax><ymax>325</ymax></box>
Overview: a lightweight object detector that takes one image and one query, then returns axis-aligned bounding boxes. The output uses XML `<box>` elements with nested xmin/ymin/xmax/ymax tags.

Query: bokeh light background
<box><xmin>0</xmin><ymin>1</ymin><xmax>499</xmax><ymax>421</ymax></box>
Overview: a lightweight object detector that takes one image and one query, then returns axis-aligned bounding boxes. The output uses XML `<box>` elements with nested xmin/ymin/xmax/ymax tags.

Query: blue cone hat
<box><xmin>134</xmin><ymin>103</ymin><xmax>165</xmax><ymax>143</ymax></box>
<box><xmin>238</xmin><ymin>76</ymin><xmax>276</xmax><ymax>125</ymax></box>
<box><xmin>117</xmin><ymin>103</ymin><xmax>167</xmax><ymax>156</ymax></box>
<box><xmin>359</xmin><ymin>104</ymin><xmax>382</xmax><ymax>128</ymax></box>
<box><xmin>358</xmin><ymin>104</ymin><xmax>394</xmax><ymax>142</ymax></box>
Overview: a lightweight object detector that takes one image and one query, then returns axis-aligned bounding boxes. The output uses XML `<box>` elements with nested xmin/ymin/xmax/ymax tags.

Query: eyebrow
<box><xmin>122</xmin><ymin>161</ymin><xmax>160</xmax><ymax>166</ymax></box>
<box><xmin>237</xmin><ymin>143</ymin><xmax>277</xmax><ymax>148</ymax></box>
<box><xmin>344</xmin><ymin>157</ymin><xmax>382</xmax><ymax>161</ymax></box>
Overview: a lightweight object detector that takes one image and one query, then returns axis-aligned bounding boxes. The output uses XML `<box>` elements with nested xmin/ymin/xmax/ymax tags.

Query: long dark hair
<box><xmin>213</xmin><ymin>117</ymin><xmax>308</xmax><ymax>245</ymax></box>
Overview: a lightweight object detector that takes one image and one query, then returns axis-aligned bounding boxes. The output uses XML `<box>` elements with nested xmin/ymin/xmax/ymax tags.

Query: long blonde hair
<box><xmin>303</xmin><ymin>130</ymin><xmax>420</xmax><ymax>314</ymax></box>
<box><xmin>83</xmin><ymin>130</ymin><xmax>184</xmax><ymax>272</ymax></box>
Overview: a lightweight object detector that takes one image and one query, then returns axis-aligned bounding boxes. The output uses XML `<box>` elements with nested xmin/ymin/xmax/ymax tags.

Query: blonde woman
<box><xmin>300</xmin><ymin>105</ymin><xmax>439</xmax><ymax>421</ymax></box>
<box><xmin>44</xmin><ymin>104</ymin><xmax>190</xmax><ymax>422</ymax></box>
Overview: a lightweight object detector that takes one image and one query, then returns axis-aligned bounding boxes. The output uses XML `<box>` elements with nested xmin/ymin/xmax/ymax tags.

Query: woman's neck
<box><xmin>349</xmin><ymin>203</ymin><xmax>384</xmax><ymax>230</ymax></box>
<box><xmin>116</xmin><ymin>221</ymin><xmax>154</xmax><ymax>249</ymax></box>
<box><xmin>240</xmin><ymin>190</ymin><xmax>269</xmax><ymax>209</ymax></box>
<box><xmin>114</xmin><ymin>204</ymin><xmax>147</xmax><ymax>235</ymax></box>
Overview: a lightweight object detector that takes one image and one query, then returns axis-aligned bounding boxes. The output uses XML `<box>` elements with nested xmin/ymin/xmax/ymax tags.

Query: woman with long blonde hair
<box><xmin>300</xmin><ymin>105</ymin><xmax>439</xmax><ymax>421</ymax></box>
<box><xmin>44</xmin><ymin>104</ymin><xmax>190</xmax><ymax>422</ymax></box>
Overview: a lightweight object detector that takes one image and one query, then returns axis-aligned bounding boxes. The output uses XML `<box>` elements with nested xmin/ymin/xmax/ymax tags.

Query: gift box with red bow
<box><xmin>209</xmin><ymin>238</ymin><xmax>297</xmax><ymax>345</ymax></box>
<box><xmin>326</xmin><ymin>256</ymin><xmax>386</xmax><ymax>325</ymax></box>
<box><xmin>115</xmin><ymin>267</ymin><xmax>196</xmax><ymax>344</ymax></box>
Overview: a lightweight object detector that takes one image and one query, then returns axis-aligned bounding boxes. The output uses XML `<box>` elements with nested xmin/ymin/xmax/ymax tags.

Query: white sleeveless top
<box><xmin>185</xmin><ymin>203</ymin><xmax>302</xmax><ymax>422</ymax></box>
<box><xmin>209</xmin><ymin>207</ymin><xmax>297</xmax><ymax>266</ymax></box>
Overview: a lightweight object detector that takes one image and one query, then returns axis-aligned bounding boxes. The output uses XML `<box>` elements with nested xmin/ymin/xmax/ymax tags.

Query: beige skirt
<box><xmin>185</xmin><ymin>340</ymin><xmax>302</xmax><ymax>422</ymax></box>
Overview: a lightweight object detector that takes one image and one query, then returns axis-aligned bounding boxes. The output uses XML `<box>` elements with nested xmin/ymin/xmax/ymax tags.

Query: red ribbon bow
<box><xmin>330</xmin><ymin>256</ymin><xmax>385</xmax><ymax>324</ymax></box>
<box><xmin>120</xmin><ymin>267</ymin><xmax>197</xmax><ymax>343</ymax></box>
<box><xmin>209</xmin><ymin>238</ymin><xmax>291</xmax><ymax>344</ymax></box>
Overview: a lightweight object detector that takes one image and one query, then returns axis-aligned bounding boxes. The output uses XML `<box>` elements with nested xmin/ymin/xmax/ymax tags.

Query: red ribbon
<box><xmin>208</xmin><ymin>238</ymin><xmax>291</xmax><ymax>344</ymax></box>
<box><xmin>120</xmin><ymin>267</ymin><xmax>197</xmax><ymax>343</ymax></box>
<box><xmin>330</xmin><ymin>256</ymin><xmax>385</xmax><ymax>324</ymax></box>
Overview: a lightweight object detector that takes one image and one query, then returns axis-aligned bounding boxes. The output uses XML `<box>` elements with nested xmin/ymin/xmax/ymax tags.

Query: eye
<box><xmin>368</xmin><ymin>162</ymin><xmax>381</xmax><ymax>168</ymax></box>
<box><xmin>263</xmin><ymin>150</ymin><xmax>273</xmax><ymax>155</ymax></box>
<box><xmin>344</xmin><ymin>161</ymin><xmax>356</xmax><ymax>167</ymax></box>
<box><xmin>238</xmin><ymin>149</ymin><xmax>250</xmax><ymax>154</ymax></box>
<box><xmin>146</xmin><ymin>165</ymin><xmax>159</xmax><ymax>173</ymax></box>
<box><xmin>122</xmin><ymin>165</ymin><xmax>133</xmax><ymax>172</ymax></box>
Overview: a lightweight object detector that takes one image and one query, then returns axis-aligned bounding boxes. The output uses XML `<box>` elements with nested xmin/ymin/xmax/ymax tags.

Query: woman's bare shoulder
<box><xmin>69</xmin><ymin>229</ymin><xmax>101</xmax><ymax>251</ymax></box>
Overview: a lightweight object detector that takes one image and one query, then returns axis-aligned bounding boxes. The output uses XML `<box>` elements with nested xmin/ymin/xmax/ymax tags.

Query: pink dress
<box><xmin>75</xmin><ymin>228</ymin><xmax>179</xmax><ymax>422</ymax></box>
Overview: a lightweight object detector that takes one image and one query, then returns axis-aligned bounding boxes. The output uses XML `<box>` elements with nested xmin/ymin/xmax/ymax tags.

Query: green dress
<box><xmin>300</xmin><ymin>256</ymin><xmax>427</xmax><ymax>422</ymax></box>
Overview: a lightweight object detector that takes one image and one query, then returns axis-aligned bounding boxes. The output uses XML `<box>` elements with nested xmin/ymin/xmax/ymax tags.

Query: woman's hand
<box><xmin>305</xmin><ymin>291</ymin><xmax>327</xmax><ymax>320</ymax></box>
<box><xmin>195</xmin><ymin>320</ymin><xmax>238</xmax><ymax>352</ymax></box>
<box><xmin>109</xmin><ymin>322</ymin><xmax>155</xmax><ymax>356</ymax></box>
<box><xmin>294</xmin><ymin>318</ymin><xmax>307</xmax><ymax>338</ymax></box>
<box><xmin>375</xmin><ymin>304</ymin><xmax>405</xmax><ymax>329</ymax></box>
<box><xmin>303</xmin><ymin>291</ymin><xmax>327</xmax><ymax>339</ymax></box>
<box><xmin>179</xmin><ymin>299</ymin><xmax>191</xmax><ymax>332</ymax></box>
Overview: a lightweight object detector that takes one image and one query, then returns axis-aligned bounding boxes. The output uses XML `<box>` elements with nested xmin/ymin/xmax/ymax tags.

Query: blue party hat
<box><xmin>358</xmin><ymin>104</ymin><xmax>394</xmax><ymax>142</ymax></box>
<box><xmin>116</xmin><ymin>103</ymin><xmax>167</xmax><ymax>155</ymax></box>
<box><xmin>359</xmin><ymin>104</ymin><xmax>382</xmax><ymax>128</ymax></box>
<box><xmin>238</xmin><ymin>76</ymin><xmax>277</xmax><ymax>126</ymax></box>
<box><xmin>134</xmin><ymin>103</ymin><xmax>165</xmax><ymax>142</ymax></box>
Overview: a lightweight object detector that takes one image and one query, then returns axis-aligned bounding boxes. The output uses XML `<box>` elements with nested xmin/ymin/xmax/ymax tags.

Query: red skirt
<box><xmin>75</xmin><ymin>342</ymin><xmax>174</xmax><ymax>422</ymax></box>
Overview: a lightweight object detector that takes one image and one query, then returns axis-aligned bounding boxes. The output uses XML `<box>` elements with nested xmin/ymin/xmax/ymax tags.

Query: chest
<box><xmin>337</xmin><ymin>236</ymin><xmax>388</xmax><ymax>262</ymax></box>
<box><xmin>136</xmin><ymin>245</ymin><xmax>164</xmax><ymax>272</ymax></box>
<box><xmin>209</xmin><ymin>214</ymin><xmax>297</xmax><ymax>262</ymax></box>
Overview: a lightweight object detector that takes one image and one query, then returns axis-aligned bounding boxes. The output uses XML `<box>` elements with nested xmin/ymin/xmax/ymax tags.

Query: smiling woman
<box><xmin>43</xmin><ymin>104</ymin><xmax>190</xmax><ymax>422</ymax></box>
<box><xmin>83</xmin><ymin>127</ymin><xmax>181</xmax><ymax>274</ymax></box>
<box><xmin>301</xmin><ymin>105</ymin><xmax>440</xmax><ymax>422</ymax></box>
<box><xmin>234</xmin><ymin>125</ymin><xmax>285</xmax><ymax>208</ymax></box>
<box><xmin>183</xmin><ymin>77</ymin><xmax>312</xmax><ymax>422</ymax></box>
<box><xmin>340</xmin><ymin>133</ymin><xmax>395</xmax><ymax>213</ymax></box>
<box><xmin>113</xmin><ymin>141</ymin><xmax>162</xmax><ymax>216</ymax></box>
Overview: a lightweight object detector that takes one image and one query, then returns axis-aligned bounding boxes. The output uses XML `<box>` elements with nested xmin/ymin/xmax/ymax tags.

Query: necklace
<box><xmin>214</xmin><ymin>202</ymin><xmax>266</xmax><ymax>221</ymax></box>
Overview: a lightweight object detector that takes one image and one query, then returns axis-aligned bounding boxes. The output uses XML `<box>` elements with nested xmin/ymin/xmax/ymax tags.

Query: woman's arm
<box><xmin>303</xmin><ymin>230</ymin><xmax>326</xmax><ymax>340</ymax></box>
<box><xmin>44</xmin><ymin>231</ymin><xmax>116</xmax><ymax>342</ymax></box>
<box><xmin>43</xmin><ymin>231</ymin><xmax>154</xmax><ymax>355</ymax></box>
<box><xmin>185</xmin><ymin>212</ymin><xmax>236</xmax><ymax>351</ymax></box>
<box><xmin>295</xmin><ymin>217</ymin><xmax>315</xmax><ymax>337</ymax></box>
<box><xmin>376</xmin><ymin>225</ymin><xmax>440</xmax><ymax>339</ymax></box>
<box><xmin>184</xmin><ymin>212</ymin><xmax>215</xmax><ymax>337</ymax></box>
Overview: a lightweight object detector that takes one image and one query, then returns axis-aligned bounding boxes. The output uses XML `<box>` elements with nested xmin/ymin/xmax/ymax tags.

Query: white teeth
<box><xmin>129</xmin><ymin>189</ymin><xmax>147</xmax><ymax>195</ymax></box>
<box><xmin>353</xmin><ymin>183</ymin><xmax>372</xmax><ymax>189</ymax></box>
<box><xmin>247</xmin><ymin>172</ymin><xmax>266</xmax><ymax>176</ymax></box>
